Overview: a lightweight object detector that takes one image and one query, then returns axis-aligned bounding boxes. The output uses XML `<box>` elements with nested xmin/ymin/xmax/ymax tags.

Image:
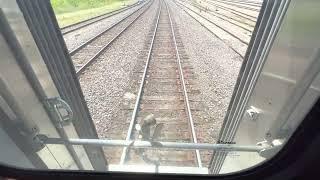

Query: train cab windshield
<box><xmin>0</xmin><ymin>0</ymin><xmax>319</xmax><ymax>176</ymax></box>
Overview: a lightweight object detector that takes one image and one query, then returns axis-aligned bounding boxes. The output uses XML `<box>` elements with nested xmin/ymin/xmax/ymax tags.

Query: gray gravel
<box><xmin>60</xmin><ymin>3</ymin><xmax>139</xmax><ymax>34</ymax></box>
<box><xmin>78</xmin><ymin>0</ymin><xmax>159</xmax><ymax>139</ymax></box>
<box><xmin>167</xmin><ymin>0</ymin><xmax>242</xmax><ymax>142</ymax></box>
<box><xmin>176</xmin><ymin>0</ymin><xmax>248</xmax><ymax>56</ymax></box>
<box><xmin>68</xmin><ymin>0</ymin><xmax>243</xmax><ymax>165</ymax></box>
<box><xmin>62</xmin><ymin>1</ymin><xmax>148</xmax><ymax>51</ymax></box>
<box><xmin>71</xmin><ymin>4</ymin><xmax>151</xmax><ymax>71</ymax></box>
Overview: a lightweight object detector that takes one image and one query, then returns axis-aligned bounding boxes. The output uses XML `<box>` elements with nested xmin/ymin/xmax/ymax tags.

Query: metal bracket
<box><xmin>257</xmin><ymin>139</ymin><xmax>283</xmax><ymax>159</ymax></box>
<box><xmin>135</xmin><ymin>114</ymin><xmax>164</xmax><ymax>141</ymax></box>
<box><xmin>36</xmin><ymin>134</ymin><xmax>59</xmax><ymax>145</ymax></box>
<box><xmin>45</xmin><ymin>97</ymin><xmax>73</xmax><ymax>128</ymax></box>
<box><xmin>246</xmin><ymin>106</ymin><xmax>260</xmax><ymax>121</ymax></box>
<box><xmin>32</xmin><ymin>132</ymin><xmax>46</xmax><ymax>151</ymax></box>
<box><xmin>16</xmin><ymin>123</ymin><xmax>45</xmax><ymax>152</ymax></box>
<box><xmin>134</xmin><ymin>114</ymin><xmax>164</xmax><ymax>165</ymax></box>
<box><xmin>265</xmin><ymin>127</ymin><xmax>291</xmax><ymax>143</ymax></box>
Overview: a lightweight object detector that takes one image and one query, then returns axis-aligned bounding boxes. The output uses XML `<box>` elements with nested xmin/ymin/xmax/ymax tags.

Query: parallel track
<box><xmin>207</xmin><ymin>5</ymin><xmax>257</xmax><ymax>26</ymax></box>
<box><xmin>119</xmin><ymin>0</ymin><xmax>203</xmax><ymax>167</ymax></box>
<box><xmin>174</xmin><ymin>0</ymin><xmax>262</xmax><ymax>58</ymax></box>
<box><xmin>210</xmin><ymin>0</ymin><xmax>261</xmax><ymax>12</ymax></box>
<box><xmin>60</xmin><ymin>1</ymin><xmax>142</xmax><ymax>35</ymax></box>
<box><xmin>70</xmin><ymin>0</ymin><xmax>153</xmax><ymax>75</ymax></box>
<box><xmin>216</xmin><ymin>0</ymin><xmax>262</xmax><ymax>6</ymax></box>
<box><xmin>218</xmin><ymin>0</ymin><xmax>262</xmax><ymax>7</ymax></box>
<box><xmin>192</xmin><ymin>2</ymin><xmax>255</xmax><ymax>32</ymax></box>
<box><xmin>68</xmin><ymin>0</ymin><xmax>149</xmax><ymax>55</ymax></box>
<box><xmin>199</xmin><ymin>3</ymin><xmax>256</xmax><ymax>28</ymax></box>
<box><xmin>174</xmin><ymin>0</ymin><xmax>245</xmax><ymax>57</ymax></box>
<box><xmin>178</xmin><ymin>1</ymin><xmax>251</xmax><ymax>43</ymax></box>
<box><xmin>205</xmin><ymin>0</ymin><xmax>259</xmax><ymax>20</ymax></box>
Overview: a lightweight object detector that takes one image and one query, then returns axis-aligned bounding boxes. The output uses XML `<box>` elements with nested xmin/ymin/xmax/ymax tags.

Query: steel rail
<box><xmin>226</xmin><ymin>0</ymin><xmax>262</xmax><ymax>5</ymax></box>
<box><xmin>191</xmin><ymin>1</ymin><xmax>254</xmax><ymax>32</ymax></box>
<box><xmin>190</xmin><ymin>0</ymin><xmax>257</xmax><ymax>26</ymax></box>
<box><xmin>165</xmin><ymin>0</ymin><xmax>202</xmax><ymax>168</ymax></box>
<box><xmin>60</xmin><ymin>1</ymin><xmax>141</xmax><ymax>35</ymax></box>
<box><xmin>190</xmin><ymin>0</ymin><xmax>257</xmax><ymax>23</ymax></box>
<box><xmin>215</xmin><ymin>0</ymin><xmax>262</xmax><ymax>7</ymax></box>
<box><xmin>179</xmin><ymin>1</ymin><xmax>250</xmax><ymax>45</ymax></box>
<box><xmin>173</xmin><ymin>0</ymin><xmax>244</xmax><ymax>58</ymax></box>
<box><xmin>208</xmin><ymin>6</ymin><xmax>256</xmax><ymax>25</ymax></box>
<box><xmin>175</xmin><ymin>0</ymin><xmax>249</xmax><ymax>55</ymax></box>
<box><xmin>205</xmin><ymin>5</ymin><xmax>256</xmax><ymax>28</ymax></box>
<box><xmin>39</xmin><ymin>136</ymin><xmax>267</xmax><ymax>152</ymax></box>
<box><xmin>75</xmin><ymin>1</ymin><xmax>153</xmax><ymax>75</ymax></box>
<box><xmin>119</xmin><ymin>0</ymin><xmax>162</xmax><ymax>165</ymax></box>
<box><xmin>207</xmin><ymin>5</ymin><xmax>257</xmax><ymax>24</ymax></box>
<box><xmin>69</xmin><ymin>0</ymin><xmax>150</xmax><ymax>56</ymax></box>
<box><xmin>203</xmin><ymin>0</ymin><xmax>258</xmax><ymax>20</ymax></box>
<box><xmin>210</xmin><ymin>0</ymin><xmax>261</xmax><ymax>12</ymax></box>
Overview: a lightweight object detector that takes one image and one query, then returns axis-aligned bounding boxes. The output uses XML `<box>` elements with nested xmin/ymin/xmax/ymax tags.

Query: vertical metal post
<box><xmin>16</xmin><ymin>0</ymin><xmax>108</xmax><ymax>170</ymax></box>
<box><xmin>208</xmin><ymin>0</ymin><xmax>291</xmax><ymax>173</ymax></box>
<box><xmin>0</xmin><ymin>8</ymin><xmax>84</xmax><ymax>170</ymax></box>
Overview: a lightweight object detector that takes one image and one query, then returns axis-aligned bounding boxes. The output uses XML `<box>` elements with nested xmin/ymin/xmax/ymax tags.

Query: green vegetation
<box><xmin>51</xmin><ymin>0</ymin><xmax>137</xmax><ymax>27</ymax></box>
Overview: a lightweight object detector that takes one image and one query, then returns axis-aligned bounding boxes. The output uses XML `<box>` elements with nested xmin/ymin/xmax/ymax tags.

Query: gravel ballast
<box><xmin>78</xmin><ymin>0</ymin><xmax>159</xmax><ymax>140</ymax></box>
<box><xmin>62</xmin><ymin>1</ymin><xmax>148</xmax><ymax>51</ymax></box>
<box><xmin>65</xmin><ymin>0</ymin><xmax>244</xmax><ymax>165</ymax></box>
<box><xmin>77</xmin><ymin>0</ymin><xmax>159</xmax><ymax>163</ymax></box>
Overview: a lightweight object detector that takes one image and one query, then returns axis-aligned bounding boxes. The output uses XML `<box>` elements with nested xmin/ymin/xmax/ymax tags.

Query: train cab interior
<box><xmin>0</xmin><ymin>0</ymin><xmax>320</xmax><ymax>179</ymax></box>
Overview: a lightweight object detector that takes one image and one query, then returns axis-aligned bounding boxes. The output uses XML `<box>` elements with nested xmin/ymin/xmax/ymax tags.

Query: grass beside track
<box><xmin>51</xmin><ymin>0</ymin><xmax>137</xmax><ymax>27</ymax></box>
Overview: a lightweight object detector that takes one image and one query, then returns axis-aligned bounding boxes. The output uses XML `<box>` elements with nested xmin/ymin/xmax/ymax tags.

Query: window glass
<box><xmin>0</xmin><ymin>0</ymin><xmax>319</xmax><ymax>175</ymax></box>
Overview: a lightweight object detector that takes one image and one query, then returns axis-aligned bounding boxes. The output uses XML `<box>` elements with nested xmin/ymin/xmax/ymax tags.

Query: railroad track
<box><xmin>60</xmin><ymin>1</ymin><xmax>141</xmax><ymax>35</ymax></box>
<box><xmin>204</xmin><ymin>0</ymin><xmax>260</xmax><ymax>20</ymax></box>
<box><xmin>209</xmin><ymin>0</ymin><xmax>261</xmax><ymax>12</ymax></box>
<box><xmin>216</xmin><ymin>0</ymin><xmax>262</xmax><ymax>7</ymax></box>
<box><xmin>70</xmin><ymin>0</ymin><xmax>153</xmax><ymax>75</ymax></box>
<box><xmin>196</xmin><ymin>1</ymin><xmax>258</xmax><ymax>28</ymax></box>
<box><xmin>198</xmin><ymin>3</ymin><xmax>257</xmax><ymax>29</ymax></box>
<box><xmin>174</xmin><ymin>0</ymin><xmax>262</xmax><ymax>58</ymax></box>
<box><xmin>192</xmin><ymin>2</ymin><xmax>253</xmax><ymax>33</ymax></box>
<box><xmin>174</xmin><ymin>0</ymin><xmax>246</xmax><ymax>57</ymax></box>
<box><xmin>112</xmin><ymin>0</ymin><xmax>206</xmax><ymax>167</ymax></box>
<box><xmin>192</xmin><ymin>0</ymin><xmax>262</xmax><ymax>31</ymax></box>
